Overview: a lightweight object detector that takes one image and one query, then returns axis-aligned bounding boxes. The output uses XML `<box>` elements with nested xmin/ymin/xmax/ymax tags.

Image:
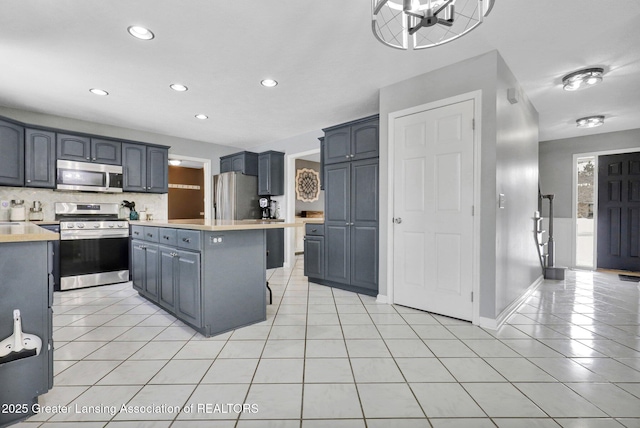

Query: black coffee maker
<box><xmin>259</xmin><ymin>197</ymin><xmax>271</xmax><ymax>219</ymax></box>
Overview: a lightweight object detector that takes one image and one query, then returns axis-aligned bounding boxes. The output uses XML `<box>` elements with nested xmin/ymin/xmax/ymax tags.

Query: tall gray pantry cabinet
<box><xmin>305</xmin><ymin>115</ymin><xmax>379</xmax><ymax>296</ymax></box>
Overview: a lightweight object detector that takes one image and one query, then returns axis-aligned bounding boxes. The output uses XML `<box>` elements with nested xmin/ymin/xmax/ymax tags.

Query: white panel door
<box><xmin>393</xmin><ymin>100</ymin><xmax>475</xmax><ymax>321</ymax></box>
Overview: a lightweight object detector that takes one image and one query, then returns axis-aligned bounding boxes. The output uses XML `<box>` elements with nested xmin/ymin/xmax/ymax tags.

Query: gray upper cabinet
<box><xmin>56</xmin><ymin>133</ymin><xmax>90</xmax><ymax>162</ymax></box>
<box><xmin>147</xmin><ymin>146</ymin><xmax>168</xmax><ymax>193</ymax></box>
<box><xmin>0</xmin><ymin>119</ymin><xmax>25</xmax><ymax>187</ymax></box>
<box><xmin>258</xmin><ymin>151</ymin><xmax>284</xmax><ymax>196</ymax></box>
<box><xmin>91</xmin><ymin>138</ymin><xmax>121</xmax><ymax>165</ymax></box>
<box><xmin>122</xmin><ymin>143</ymin><xmax>147</xmax><ymax>192</ymax></box>
<box><xmin>220</xmin><ymin>151</ymin><xmax>259</xmax><ymax>176</ymax></box>
<box><xmin>57</xmin><ymin>134</ymin><xmax>122</xmax><ymax>165</ymax></box>
<box><xmin>122</xmin><ymin>143</ymin><xmax>168</xmax><ymax>193</ymax></box>
<box><xmin>25</xmin><ymin>128</ymin><xmax>55</xmax><ymax>188</ymax></box>
<box><xmin>323</xmin><ymin>115</ymin><xmax>379</xmax><ymax>165</ymax></box>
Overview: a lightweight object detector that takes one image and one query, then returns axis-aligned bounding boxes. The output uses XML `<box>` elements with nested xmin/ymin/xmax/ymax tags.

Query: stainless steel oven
<box><xmin>56</xmin><ymin>159</ymin><xmax>123</xmax><ymax>193</ymax></box>
<box><xmin>56</xmin><ymin>203</ymin><xmax>129</xmax><ymax>290</ymax></box>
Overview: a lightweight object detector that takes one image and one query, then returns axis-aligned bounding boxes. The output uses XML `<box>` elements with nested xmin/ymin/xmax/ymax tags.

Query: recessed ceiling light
<box><xmin>170</xmin><ymin>84</ymin><xmax>188</xmax><ymax>92</ymax></box>
<box><xmin>127</xmin><ymin>26</ymin><xmax>154</xmax><ymax>40</ymax></box>
<box><xmin>576</xmin><ymin>115</ymin><xmax>605</xmax><ymax>128</ymax></box>
<box><xmin>195</xmin><ymin>114</ymin><xmax>208</xmax><ymax>120</ymax></box>
<box><xmin>261</xmin><ymin>79</ymin><xmax>278</xmax><ymax>88</ymax></box>
<box><xmin>562</xmin><ymin>68</ymin><xmax>604</xmax><ymax>91</ymax></box>
<box><xmin>168</xmin><ymin>159</ymin><xmax>182</xmax><ymax>166</ymax></box>
<box><xmin>89</xmin><ymin>88</ymin><xmax>109</xmax><ymax>96</ymax></box>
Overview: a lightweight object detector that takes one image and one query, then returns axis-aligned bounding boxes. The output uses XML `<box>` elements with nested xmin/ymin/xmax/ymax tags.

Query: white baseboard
<box><xmin>478</xmin><ymin>275</ymin><xmax>544</xmax><ymax>330</ymax></box>
<box><xmin>376</xmin><ymin>294</ymin><xmax>388</xmax><ymax>304</ymax></box>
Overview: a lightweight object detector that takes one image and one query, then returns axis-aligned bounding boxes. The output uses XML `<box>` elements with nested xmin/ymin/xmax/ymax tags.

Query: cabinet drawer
<box><xmin>158</xmin><ymin>228</ymin><xmax>177</xmax><ymax>246</ymax></box>
<box><xmin>143</xmin><ymin>226</ymin><xmax>160</xmax><ymax>242</ymax></box>
<box><xmin>305</xmin><ymin>223</ymin><xmax>324</xmax><ymax>236</ymax></box>
<box><xmin>131</xmin><ymin>225</ymin><xmax>144</xmax><ymax>239</ymax></box>
<box><xmin>177</xmin><ymin>229</ymin><xmax>201</xmax><ymax>250</ymax></box>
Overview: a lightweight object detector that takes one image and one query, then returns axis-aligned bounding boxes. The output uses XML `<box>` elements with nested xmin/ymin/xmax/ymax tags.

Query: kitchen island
<box><xmin>0</xmin><ymin>223</ymin><xmax>57</xmax><ymax>427</ymax></box>
<box><xmin>129</xmin><ymin>219</ymin><xmax>294</xmax><ymax>337</ymax></box>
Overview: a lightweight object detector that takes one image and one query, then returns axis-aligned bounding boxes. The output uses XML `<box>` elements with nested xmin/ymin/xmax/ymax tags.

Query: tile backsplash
<box><xmin>0</xmin><ymin>187</ymin><xmax>168</xmax><ymax>222</ymax></box>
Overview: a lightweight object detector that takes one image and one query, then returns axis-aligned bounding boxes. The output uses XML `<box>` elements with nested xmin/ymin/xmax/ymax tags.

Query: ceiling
<box><xmin>1</xmin><ymin>1</ymin><xmax>639</xmax><ymax>149</ymax></box>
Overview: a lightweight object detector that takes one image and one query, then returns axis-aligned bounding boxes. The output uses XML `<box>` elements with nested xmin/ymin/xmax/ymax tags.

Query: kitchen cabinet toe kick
<box><xmin>131</xmin><ymin>226</ymin><xmax>270</xmax><ymax>337</ymax></box>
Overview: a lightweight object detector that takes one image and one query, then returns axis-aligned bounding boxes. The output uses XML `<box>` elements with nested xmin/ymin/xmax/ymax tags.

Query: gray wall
<box><xmin>0</xmin><ymin>106</ymin><xmax>242</xmax><ymax>175</ymax></box>
<box><xmin>294</xmin><ymin>159</ymin><xmax>324</xmax><ymax>214</ymax></box>
<box><xmin>539</xmin><ymin>128</ymin><xmax>640</xmax><ymax>218</ymax></box>
<box><xmin>380</xmin><ymin>50</ymin><xmax>540</xmax><ymax>320</ymax></box>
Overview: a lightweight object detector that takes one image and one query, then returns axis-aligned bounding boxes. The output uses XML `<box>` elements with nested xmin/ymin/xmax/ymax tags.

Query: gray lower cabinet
<box><xmin>131</xmin><ymin>226</ymin><xmax>268</xmax><ymax>337</ymax></box>
<box><xmin>158</xmin><ymin>246</ymin><xmax>201</xmax><ymax>327</ymax></box>
<box><xmin>132</xmin><ymin>227</ymin><xmax>203</xmax><ymax>329</ymax></box>
<box><xmin>266</xmin><ymin>228</ymin><xmax>284</xmax><ymax>269</ymax></box>
<box><xmin>25</xmin><ymin>128</ymin><xmax>56</xmax><ymax>188</ymax></box>
<box><xmin>175</xmin><ymin>250</ymin><xmax>201</xmax><ymax>327</ymax></box>
<box><xmin>320</xmin><ymin>153</ymin><xmax>379</xmax><ymax>295</ymax></box>
<box><xmin>303</xmin><ymin>235</ymin><xmax>324</xmax><ymax>279</ymax></box>
<box><xmin>131</xmin><ymin>239</ymin><xmax>159</xmax><ymax>299</ymax></box>
<box><xmin>0</xmin><ymin>241</ymin><xmax>53</xmax><ymax>426</ymax></box>
<box><xmin>0</xmin><ymin>119</ymin><xmax>25</xmax><ymax>187</ymax></box>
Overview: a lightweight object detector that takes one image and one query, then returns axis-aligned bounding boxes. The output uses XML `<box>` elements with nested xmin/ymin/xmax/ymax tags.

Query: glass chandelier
<box><xmin>372</xmin><ymin>0</ymin><xmax>495</xmax><ymax>50</ymax></box>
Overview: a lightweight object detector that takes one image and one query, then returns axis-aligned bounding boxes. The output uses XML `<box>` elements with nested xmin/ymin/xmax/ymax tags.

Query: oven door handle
<box><xmin>105</xmin><ymin>171</ymin><xmax>110</xmax><ymax>190</ymax></box>
<box><xmin>61</xmin><ymin>231</ymin><xmax>129</xmax><ymax>240</ymax></box>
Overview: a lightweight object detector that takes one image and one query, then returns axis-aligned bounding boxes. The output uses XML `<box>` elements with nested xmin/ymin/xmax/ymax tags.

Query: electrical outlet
<box><xmin>0</xmin><ymin>200</ymin><xmax>9</xmax><ymax>210</ymax></box>
<box><xmin>499</xmin><ymin>194</ymin><xmax>506</xmax><ymax>209</ymax></box>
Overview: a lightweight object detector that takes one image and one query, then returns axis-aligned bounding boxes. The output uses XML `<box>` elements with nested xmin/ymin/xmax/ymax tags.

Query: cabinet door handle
<box><xmin>163</xmin><ymin>236</ymin><xmax>170</xmax><ymax>240</ymax></box>
<box><xmin>182</xmin><ymin>238</ymin><xmax>191</xmax><ymax>243</ymax></box>
<box><xmin>350</xmin><ymin>223</ymin><xmax>354</xmax><ymax>226</ymax></box>
<box><xmin>26</xmin><ymin>179</ymin><xmax>31</xmax><ymax>183</ymax></box>
<box><xmin>146</xmin><ymin>233</ymin><xmax>153</xmax><ymax>237</ymax></box>
<box><xmin>311</xmin><ymin>229</ymin><xmax>317</xmax><ymax>232</ymax></box>
<box><xmin>92</xmin><ymin>157</ymin><xmax>97</xmax><ymax>161</ymax></box>
<box><xmin>350</xmin><ymin>154</ymin><xmax>355</xmax><ymax>158</ymax></box>
<box><xmin>86</xmin><ymin>157</ymin><xmax>90</xmax><ymax>160</ymax></box>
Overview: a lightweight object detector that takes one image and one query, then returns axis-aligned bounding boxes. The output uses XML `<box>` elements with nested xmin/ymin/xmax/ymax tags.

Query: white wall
<box><xmin>379</xmin><ymin>51</ymin><xmax>540</xmax><ymax>321</ymax></box>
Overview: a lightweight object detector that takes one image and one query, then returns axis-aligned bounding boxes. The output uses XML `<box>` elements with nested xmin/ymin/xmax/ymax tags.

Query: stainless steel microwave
<box><xmin>56</xmin><ymin>159</ymin><xmax>124</xmax><ymax>193</ymax></box>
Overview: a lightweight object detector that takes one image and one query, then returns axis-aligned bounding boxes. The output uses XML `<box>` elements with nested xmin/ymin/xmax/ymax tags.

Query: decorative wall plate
<box><xmin>295</xmin><ymin>168</ymin><xmax>320</xmax><ymax>202</ymax></box>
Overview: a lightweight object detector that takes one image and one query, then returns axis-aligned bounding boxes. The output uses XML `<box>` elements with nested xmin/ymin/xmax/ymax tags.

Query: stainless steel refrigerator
<box><xmin>213</xmin><ymin>172</ymin><xmax>260</xmax><ymax>220</ymax></box>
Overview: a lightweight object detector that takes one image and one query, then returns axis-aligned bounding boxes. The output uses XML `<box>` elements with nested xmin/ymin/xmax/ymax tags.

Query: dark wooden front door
<box><xmin>597</xmin><ymin>152</ymin><xmax>640</xmax><ymax>271</ymax></box>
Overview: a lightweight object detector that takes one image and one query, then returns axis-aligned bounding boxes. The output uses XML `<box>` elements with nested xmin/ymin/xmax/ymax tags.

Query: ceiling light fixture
<box><xmin>170</xmin><ymin>84</ymin><xmax>188</xmax><ymax>92</ymax></box>
<box><xmin>168</xmin><ymin>159</ymin><xmax>182</xmax><ymax>166</ymax></box>
<box><xmin>372</xmin><ymin>0</ymin><xmax>495</xmax><ymax>50</ymax></box>
<box><xmin>576</xmin><ymin>115</ymin><xmax>605</xmax><ymax>129</ymax></box>
<box><xmin>89</xmin><ymin>88</ymin><xmax>109</xmax><ymax>96</ymax></box>
<box><xmin>562</xmin><ymin>68</ymin><xmax>604</xmax><ymax>91</ymax></box>
<box><xmin>261</xmin><ymin>79</ymin><xmax>278</xmax><ymax>88</ymax></box>
<box><xmin>195</xmin><ymin>114</ymin><xmax>208</xmax><ymax>120</ymax></box>
<box><xmin>127</xmin><ymin>26</ymin><xmax>155</xmax><ymax>40</ymax></box>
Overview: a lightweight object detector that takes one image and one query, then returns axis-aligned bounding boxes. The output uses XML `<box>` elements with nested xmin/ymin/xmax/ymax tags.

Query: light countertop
<box><xmin>131</xmin><ymin>219</ymin><xmax>297</xmax><ymax>231</ymax></box>
<box><xmin>0</xmin><ymin>222</ymin><xmax>59</xmax><ymax>243</ymax></box>
<box><xmin>294</xmin><ymin>217</ymin><xmax>324</xmax><ymax>225</ymax></box>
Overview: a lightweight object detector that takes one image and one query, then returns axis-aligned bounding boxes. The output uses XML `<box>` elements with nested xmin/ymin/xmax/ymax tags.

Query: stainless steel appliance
<box><xmin>56</xmin><ymin>202</ymin><xmax>129</xmax><ymax>290</ymax></box>
<box><xmin>213</xmin><ymin>172</ymin><xmax>260</xmax><ymax>220</ymax></box>
<box><xmin>56</xmin><ymin>159</ymin><xmax>123</xmax><ymax>193</ymax></box>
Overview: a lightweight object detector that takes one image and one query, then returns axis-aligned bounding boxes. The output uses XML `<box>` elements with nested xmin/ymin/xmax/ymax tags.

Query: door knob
<box><xmin>393</xmin><ymin>217</ymin><xmax>402</xmax><ymax>224</ymax></box>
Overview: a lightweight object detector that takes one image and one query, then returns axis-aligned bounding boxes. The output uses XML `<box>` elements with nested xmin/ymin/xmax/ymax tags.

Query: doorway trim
<box><xmin>571</xmin><ymin>147</ymin><xmax>640</xmax><ymax>269</ymax></box>
<box><xmin>285</xmin><ymin>148</ymin><xmax>321</xmax><ymax>269</ymax></box>
<box><xmin>167</xmin><ymin>154</ymin><xmax>212</xmax><ymax>220</ymax></box>
<box><xmin>386</xmin><ymin>90</ymin><xmax>482</xmax><ymax>325</ymax></box>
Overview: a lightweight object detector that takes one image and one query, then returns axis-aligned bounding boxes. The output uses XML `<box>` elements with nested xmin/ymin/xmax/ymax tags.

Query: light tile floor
<box><xmin>14</xmin><ymin>257</ymin><xmax>640</xmax><ymax>427</ymax></box>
